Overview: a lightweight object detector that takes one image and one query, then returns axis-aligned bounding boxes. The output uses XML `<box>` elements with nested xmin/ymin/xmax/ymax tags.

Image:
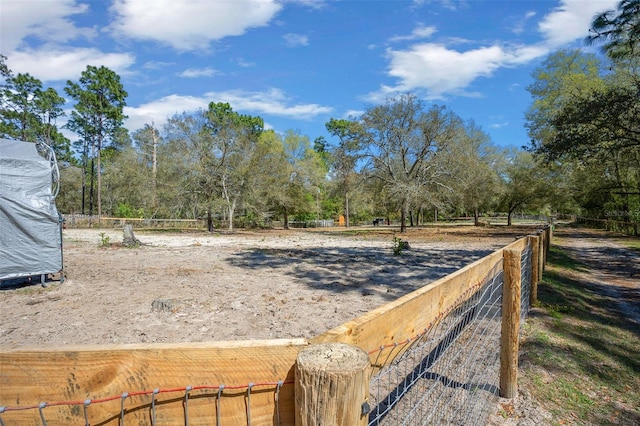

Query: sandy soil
<box><xmin>0</xmin><ymin>225</ymin><xmax>535</xmax><ymax>347</ymax></box>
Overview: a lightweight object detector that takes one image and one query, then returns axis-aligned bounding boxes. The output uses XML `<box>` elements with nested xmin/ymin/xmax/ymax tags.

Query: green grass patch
<box><xmin>616</xmin><ymin>238</ymin><xmax>640</xmax><ymax>253</ymax></box>
<box><xmin>546</xmin><ymin>243</ymin><xmax>586</xmax><ymax>272</ymax></box>
<box><xmin>520</xmin><ymin>244</ymin><xmax>640</xmax><ymax>425</ymax></box>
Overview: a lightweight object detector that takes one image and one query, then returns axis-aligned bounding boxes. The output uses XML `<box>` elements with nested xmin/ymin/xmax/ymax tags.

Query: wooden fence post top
<box><xmin>295</xmin><ymin>342</ymin><xmax>370</xmax><ymax>426</ymax></box>
<box><xmin>296</xmin><ymin>342</ymin><xmax>369</xmax><ymax>371</ymax></box>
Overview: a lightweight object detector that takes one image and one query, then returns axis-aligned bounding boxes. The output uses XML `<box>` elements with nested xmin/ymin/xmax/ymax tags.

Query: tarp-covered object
<box><xmin>0</xmin><ymin>138</ymin><xmax>63</xmax><ymax>282</ymax></box>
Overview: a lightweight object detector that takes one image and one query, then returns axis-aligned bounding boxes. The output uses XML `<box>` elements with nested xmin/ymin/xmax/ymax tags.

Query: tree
<box><xmin>526</xmin><ymin>49</ymin><xmax>604</xmax><ymax>155</ymax></box>
<box><xmin>587</xmin><ymin>0</ymin><xmax>640</xmax><ymax>59</ymax></box>
<box><xmin>359</xmin><ymin>94</ymin><xmax>460</xmax><ymax>232</ymax></box>
<box><xmin>35</xmin><ymin>87</ymin><xmax>72</xmax><ymax>162</ymax></box>
<box><xmin>132</xmin><ymin>123</ymin><xmax>161</xmax><ymax>214</ymax></box>
<box><xmin>0</xmin><ymin>73</ymin><xmax>42</xmax><ymax>141</ymax></box>
<box><xmin>445</xmin><ymin>121</ymin><xmax>500</xmax><ymax>226</ymax></box>
<box><xmin>65</xmin><ymin>65</ymin><xmax>128</xmax><ymax>216</ymax></box>
<box><xmin>498</xmin><ymin>150</ymin><xmax>550</xmax><ymax>226</ymax></box>
<box><xmin>0</xmin><ymin>54</ymin><xmax>11</xmax><ymax>78</ymax></box>
<box><xmin>271</xmin><ymin>130</ymin><xmax>325</xmax><ymax>229</ymax></box>
<box><xmin>162</xmin><ymin>111</ymin><xmax>210</xmax><ymax>219</ymax></box>
<box><xmin>527</xmin><ymin>47</ymin><xmax>640</xmax><ymax>217</ymax></box>
<box><xmin>325</xmin><ymin>118</ymin><xmax>365</xmax><ymax>227</ymax></box>
<box><xmin>0</xmin><ymin>72</ymin><xmax>70</xmax><ymax>161</ymax></box>
<box><xmin>204</xmin><ymin>102</ymin><xmax>264</xmax><ymax>231</ymax></box>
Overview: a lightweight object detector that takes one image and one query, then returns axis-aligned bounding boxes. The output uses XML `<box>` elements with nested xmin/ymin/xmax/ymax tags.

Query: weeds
<box><xmin>99</xmin><ymin>232</ymin><xmax>111</xmax><ymax>247</ymax></box>
<box><xmin>392</xmin><ymin>235</ymin><xmax>405</xmax><ymax>255</ymax></box>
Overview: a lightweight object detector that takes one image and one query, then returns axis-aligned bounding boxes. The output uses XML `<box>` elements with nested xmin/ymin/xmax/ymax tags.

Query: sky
<box><xmin>0</xmin><ymin>0</ymin><xmax>619</xmax><ymax>149</ymax></box>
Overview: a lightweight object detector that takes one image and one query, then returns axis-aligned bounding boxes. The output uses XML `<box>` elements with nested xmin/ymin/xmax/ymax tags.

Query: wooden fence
<box><xmin>64</xmin><ymin>215</ymin><xmax>203</xmax><ymax>230</ymax></box>
<box><xmin>0</xmin><ymin>228</ymin><xmax>551</xmax><ymax>425</ymax></box>
<box><xmin>576</xmin><ymin>216</ymin><xmax>639</xmax><ymax>237</ymax></box>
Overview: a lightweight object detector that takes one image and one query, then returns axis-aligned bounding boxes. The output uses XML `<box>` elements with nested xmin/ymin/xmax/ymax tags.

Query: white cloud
<box><xmin>372</xmin><ymin>0</ymin><xmax>615</xmax><ymax>101</ymax></box>
<box><xmin>282</xmin><ymin>0</ymin><xmax>327</xmax><ymax>9</ymax></box>
<box><xmin>538</xmin><ymin>0</ymin><xmax>618</xmax><ymax>47</ymax></box>
<box><xmin>379</xmin><ymin>43</ymin><xmax>508</xmax><ymax>99</ymax></box>
<box><xmin>510</xmin><ymin>11</ymin><xmax>536</xmax><ymax>35</ymax></box>
<box><xmin>489</xmin><ymin>121</ymin><xmax>509</xmax><ymax>129</ymax></box>
<box><xmin>283</xmin><ymin>33</ymin><xmax>309</xmax><ymax>47</ymax></box>
<box><xmin>124</xmin><ymin>88</ymin><xmax>332</xmax><ymax>132</ymax></box>
<box><xmin>389</xmin><ymin>25</ymin><xmax>437</xmax><ymax>43</ymax></box>
<box><xmin>0</xmin><ymin>0</ymin><xmax>94</xmax><ymax>51</ymax></box>
<box><xmin>109</xmin><ymin>0</ymin><xmax>283</xmax><ymax>51</ymax></box>
<box><xmin>178</xmin><ymin>68</ymin><xmax>219</xmax><ymax>78</ymax></box>
<box><xmin>204</xmin><ymin>88</ymin><xmax>332</xmax><ymax>118</ymax></box>
<box><xmin>124</xmin><ymin>94</ymin><xmax>208</xmax><ymax>131</ymax></box>
<box><xmin>7</xmin><ymin>48</ymin><xmax>135</xmax><ymax>82</ymax></box>
<box><xmin>412</xmin><ymin>0</ymin><xmax>467</xmax><ymax>12</ymax></box>
<box><xmin>234</xmin><ymin>57</ymin><xmax>256</xmax><ymax>68</ymax></box>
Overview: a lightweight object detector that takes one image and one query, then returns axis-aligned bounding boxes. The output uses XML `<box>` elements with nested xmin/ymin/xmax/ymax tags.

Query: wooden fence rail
<box><xmin>576</xmin><ymin>216</ymin><xmax>639</xmax><ymax>237</ymax></box>
<box><xmin>0</xmin><ymin>229</ymin><xmax>550</xmax><ymax>425</ymax></box>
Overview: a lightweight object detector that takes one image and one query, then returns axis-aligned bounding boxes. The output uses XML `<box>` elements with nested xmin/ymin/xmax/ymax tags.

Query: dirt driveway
<box><xmin>554</xmin><ymin>227</ymin><xmax>640</xmax><ymax>326</ymax></box>
<box><xmin>489</xmin><ymin>225</ymin><xmax>640</xmax><ymax>426</ymax></box>
<box><xmin>1</xmin><ymin>225</ymin><xmax>534</xmax><ymax>347</ymax></box>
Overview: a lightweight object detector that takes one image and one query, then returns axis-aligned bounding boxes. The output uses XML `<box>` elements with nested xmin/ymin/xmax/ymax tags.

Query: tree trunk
<box><xmin>89</xmin><ymin>157</ymin><xmax>95</xmax><ymax>216</ymax></box>
<box><xmin>345</xmin><ymin>193</ymin><xmax>350</xmax><ymax>228</ymax></box>
<box><xmin>152</xmin><ymin>127</ymin><xmax>158</xmax><ymax>212</ymax></box>
<box><xmin>207</xmin><ymin>210</ymin><xmax>213</xmax><ymax>232</ymax></box>
<box><xmin>474</xmin><ymin>207</ymin><xmax>479</xmax><ymax>226</ymax></box>
<box><xmin>227</xmin><ymin>199</ymin><xmax>236</xmax><ymax>231</ymax></box>
<box><xmin>81</xmin><ymin>172</ymin><xmax>86</xmax><ymax>215</ymax></box>
<box><xmin>97</xmin><ymin>146</ymin><xmax>102</xmax><ymax>218</ymax></box>
<box><xmin>400</xmin><ymin>200</ymin><xmax>407</xmax><ymax>233</ymax></box>
<box><xmin>283</xmin><ymin>208</ymin><xmax>289</xmax><ymax>230</ymax></box>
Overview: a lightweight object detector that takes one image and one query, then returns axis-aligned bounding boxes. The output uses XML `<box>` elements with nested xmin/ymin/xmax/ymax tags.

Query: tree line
<box><xmin>1</xmin><ymin>0</ymin><xmax>638</xmax><ymax>230</ymax></box>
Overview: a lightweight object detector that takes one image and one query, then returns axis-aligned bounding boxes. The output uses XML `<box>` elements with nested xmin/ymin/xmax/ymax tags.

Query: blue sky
<box><xmin>0</xmin><ymin>0</ymin><xmax>618</xmax><ymax>149</ymax></box>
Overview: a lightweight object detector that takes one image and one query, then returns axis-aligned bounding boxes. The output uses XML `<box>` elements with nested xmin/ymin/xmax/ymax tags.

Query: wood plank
<box><xmin>0</xmin><ymin>339</ymin><xmax>307</xmax><ymax>425</ymax></box>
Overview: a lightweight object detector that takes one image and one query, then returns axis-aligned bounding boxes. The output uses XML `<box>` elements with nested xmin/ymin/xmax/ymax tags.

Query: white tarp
<box><xmin>0</xmin><ymin>138</ymin><xmax>63</xmax><ymax>281</ymax></box>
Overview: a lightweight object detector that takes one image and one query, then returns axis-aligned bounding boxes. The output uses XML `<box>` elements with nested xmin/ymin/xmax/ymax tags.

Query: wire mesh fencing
<box><xmin>368</xmin><ymin>243</ymin><xmax>534</xmax><ymax>426</ymax></box>
<box><xmin>520</xmin><ymin>245</ymin><xmax>532</xmax><ymax>321</ymax></box>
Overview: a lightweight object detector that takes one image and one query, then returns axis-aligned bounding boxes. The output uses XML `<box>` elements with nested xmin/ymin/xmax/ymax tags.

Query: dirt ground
<box><xmin>0</xmin><ymin>224</ymin><xmax>538</xmax><ymax>347</ymax></box>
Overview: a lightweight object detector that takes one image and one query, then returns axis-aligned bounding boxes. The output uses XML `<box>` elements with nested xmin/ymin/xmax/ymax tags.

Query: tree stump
<box><xmin>123</xmin><ymin>224</ymin><xmax>142</xmax><ymax>247</ymax></box>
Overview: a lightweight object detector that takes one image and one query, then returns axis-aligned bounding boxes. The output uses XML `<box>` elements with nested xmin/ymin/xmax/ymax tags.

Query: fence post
<box><xmin>544</xmin><ymin>226</ymin><xmax>551</xmax><ymax>265</ymax></box>
<box><xmin>530</xmin><ymin>235</ymin><xmax>540</xmax><ymax>306</ymax></box>
<box><xmin>539</xmin><ymin>228</ymin><xmax>547</xmax><ymax>272</ymax></box>
<box><xmin>295</xmin><ymin>342</ymin><xmax>371</xmax><ymax>425</ymax></box>
<box><xmin>500</xmin><ymin>248</ymin><xmax>522</xmax><ymax>399</ymax></box>
<box><xmin>537</xmin><ymin>232</ymin><xmax>545</xmax><ymax>279</ymax></box>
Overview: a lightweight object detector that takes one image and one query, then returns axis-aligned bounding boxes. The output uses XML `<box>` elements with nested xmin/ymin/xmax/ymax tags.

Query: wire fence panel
<box><xmin>520</xmin><ymin>245</ymin><xmax>532</xmax><ymax>322</ymax></box>
<box><xmin>368</xmin><ymin>263</ymin><xmax>504</xmax><ymax>425</ymax></box>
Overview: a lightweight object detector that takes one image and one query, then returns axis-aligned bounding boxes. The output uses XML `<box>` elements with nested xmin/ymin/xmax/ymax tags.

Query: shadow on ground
<box><xmin>225</xmin><ymin>245</ymin><xmax>495</xmax><ymax>301</ymax></box>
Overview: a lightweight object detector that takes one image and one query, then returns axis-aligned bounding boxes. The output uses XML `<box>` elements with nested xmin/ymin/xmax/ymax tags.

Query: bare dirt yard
<box><xmin>0</xmin><ymin>224</ymin><xmax>539</xmax><ymax>347</ymax></box>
